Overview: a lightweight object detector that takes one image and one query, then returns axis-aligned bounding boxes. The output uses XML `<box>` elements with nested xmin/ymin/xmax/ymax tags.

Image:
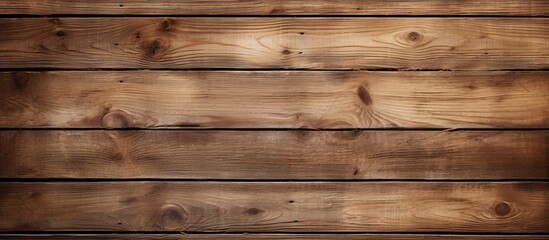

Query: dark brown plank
<box><xmin>1</xmin><ymin>130</ymin><xmax>548</xmax><ymax>180</ymax></box>
<box><xmin>2</xmin><ymin>234</ymin><xmax>549</xmax><ymax>240</ymax></box>
<box><xmin>1</xmin><ymin>71</ymin><xmax>547</xmax><ymax>129</ymax></box>
<box><xmin>0</xmin><ymin>0</ymin><xmax>547</xmax><ymax>16</ymax></box>
<box><xmin>0</xmin><ymin>182</ymin><xmax>547</xmax><ymax>232</ymax></box>
<box><xmin>0</xmin><ymin>18</ymin><xmax>547</xmax><ymax>70</ymax></box>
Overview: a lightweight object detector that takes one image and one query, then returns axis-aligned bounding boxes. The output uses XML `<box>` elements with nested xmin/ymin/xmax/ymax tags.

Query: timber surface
<box><xmin>1</xmin><ymin>71</ymin><xmax>548</xmax><ymax>129</ymax></box>
<box><xmin>0</xmin><ymin>182</ymin><xmax>547</xmax><ymax>232</ymax></box>
<box><xmin>0</xmin><ymin>18</ymin><xmax>547</xmax><ymax>70</ymax></box>
<box><xmin>0</xmin><ymin>0</ymin><xmax>548</xmax><ymax>16</ymax></box>
<box><xmin>0</xmin><ymin>1</ymin><xmax>548</xmax><ymax>239</ymax></box>
<box><xmin>1</xmin><ymin>130</ymin><xmax>548</xmax><ymax>179</ymax></box>
<box><xmin>3</xmin><ymin>234</ymin><xmax>549</xmax><ymax>240</ymax></box>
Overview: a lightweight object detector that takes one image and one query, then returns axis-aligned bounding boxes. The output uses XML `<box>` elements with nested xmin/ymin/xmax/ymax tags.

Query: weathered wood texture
<box><xmin>0</xmin><ymin>0</ymin><xmax>547</xmax><ymax>16</ymax></box>
<box><xmin>3</xmin><ymin>234</ymin><xmax>549</xmax><ymax>240</ymax></box>
<box><xmin>1</xmin><ymin>71</ymin><xmax>547</xmax><ymax>129</ymax></box>
<box><xmin>1</xmin><ymin>130</ymin><xmax>548</xmax><ymax>180</ymax></box>
<box><xmin>0</xmin><ymin>182</ymin><xmax>547</xmax><ymax>232</ymax></box>
<box><xmin>0</xmin><ymin>18</ymin><xmax>547</xmax><ymax>70</ymax></box>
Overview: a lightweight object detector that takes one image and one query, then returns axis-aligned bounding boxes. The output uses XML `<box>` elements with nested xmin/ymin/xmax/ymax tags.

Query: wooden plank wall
<box><xmin>0</xmin><ymin>1</ymin><xmax>548</xmax><ymax>239</ymax></box>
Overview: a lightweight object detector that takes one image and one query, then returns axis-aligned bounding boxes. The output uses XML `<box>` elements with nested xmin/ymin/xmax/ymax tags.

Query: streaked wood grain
<box><xmin>1</xmin><ymin>71</ymin><xmax>547</xmax><ymax>128</ymax></box>
<box><xmin>2</xmin><ymin>234</ymin><xmax>549</xmax><ymax>240</ymax></box>
<box><xmin>0</xmin><ymin>18</ymin><xmax>547</xmax><ymax>70</ymax></box>
<box><xmin>0</xmin><ymin>182</ymin><xmax>547</xmax><ymax>232</ymax></box>
<box><xmin>0</xmin><ymin>0</ymin><xmax>547</xmax><ymax>16</ymax></box>
<box><xmin>1</xmin><ymin>130</ymin><xmax>547</xmax><ymax>180</ymax></box>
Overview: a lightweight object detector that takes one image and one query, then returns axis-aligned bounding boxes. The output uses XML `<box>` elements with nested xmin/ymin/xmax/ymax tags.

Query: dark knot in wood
<box><xmin>100</xmin><ymin>110</ymin><xmax>134</xmax><ymax>128</ymax></box>
<box><xmin>159</xmin><ymin>205</ymin><xmax>188</xmax><ymax>230</ymax></box>
<box><xmin>407</xmin><ymin>31</ymin><xmax>422</xmax><ymax>42</ymax></box>
<box><xmin>494</xmin><ymin>201</ymin><xmax>512</xmax><ymax>217</ymax></box>
<box><xmin>358</xmin><ymin>85</ymin><xmax>372</xmax><ymax>106</ymax></box>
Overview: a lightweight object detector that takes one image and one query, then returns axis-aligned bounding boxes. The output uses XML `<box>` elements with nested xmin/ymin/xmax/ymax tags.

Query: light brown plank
<box><xmin>1</xmin><ymin>131</ymin><xmax>548</xmax><ymax>180</ymax></box>
<box><xmin>0</xmin><ymin>0</ymin><xmax>547</xmax><ymax>16</ymax></box>
<box><xmin>3</xmin><ymin>234</ymin><xmax>549</xmax><ymax>240</ymax></box>
<box><xmin>0</xmin><ymin>18</ymin><xmax>547</xmax><ymax>70</ymax></box>
<box><xmin>0</xmin><ymin>182</ymin><xmax>547</xmax><ymax>232</ymax></box>
<box><xmin>1</xmin><ymin>71</ymin><xmax>547</xmax><ymax>128</ymax></box>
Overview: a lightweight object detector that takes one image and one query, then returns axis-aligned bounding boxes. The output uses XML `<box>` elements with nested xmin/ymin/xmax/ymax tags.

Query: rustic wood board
<box><xmin>2</xmin><ymin>234</ymin><xmax>549</xmax><ymax>239</ymax></box>
<box><xmin>2</xmin><ymin>71</ymin><xmax>548</xmax><ymax>129</ymax></box>
<box><xmin>0</xmin><ymin>18</ymin><xmax>547</xmax><ymax>70</ymax></box>
<box><xmin>1</xmin><ymin>130</ymin><xmax>547</xmax><ymax>180</ymax></box>
<box><xmin>0</xmin><ymin>0</ymin><xmax>547</xmax><ymax>16</ymax></box>
<box><xmin>0</xmin><ymin>182</ymin><xmax>547</xmax><ymax>232</ymax></box>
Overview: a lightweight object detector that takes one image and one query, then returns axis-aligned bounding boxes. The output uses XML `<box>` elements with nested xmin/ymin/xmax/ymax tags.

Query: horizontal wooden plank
<box><xmin>0</xmin><ymin>18</ymin><xmax>547</xmax><ymax>70</ymax></box>
<box><xmin>3</xmin><ymin>234</ymin><xmax>549</xmax><ymax>240</ymax></box>
<box><xmin>0</xmin><ymin>182</ymin><xmax>547</xmax><ymax>232</ymax></box>
<box><xmin>1</xmin><ymin>71</ymin><xmax>547</xmax><ymax>129</ymax></box>
<box><xmin>1</xmin><ymin>0</ymin><xmax>547</xmax><ymax>16</ymax></box>
<box><xmin>1</xmin><ymin>130</ymin><xmax>548</xmax><ymax>180</ymax></box>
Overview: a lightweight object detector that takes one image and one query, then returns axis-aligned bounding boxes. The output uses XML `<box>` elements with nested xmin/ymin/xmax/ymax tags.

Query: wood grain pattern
<box><xmin>1</xmin><ymin>130</ymin><xmax>548</xmax><ymax>180</ymax></box>
<box><xmin>3</xmin><ymin>234</ymin><xmax>549</xmax><ymax>240</ymax></box>
<box><xmin>0</xmin><ymin>18</ymin><xmax>547</xmax><ymax>70</ymax></box>
<box><xmin>1</xmin><ymin>71</ymin><xmax>547</xmax><ymax>129</ymax></box>
<box><xmin>0</xmin><ymin>182</ymin><xmax>547</xmax><ymax>232</ymax></box>
<box><xmin>0</xmin><ymin>0</ymin><xmax>547</xmax><ymax>16</ymax></box>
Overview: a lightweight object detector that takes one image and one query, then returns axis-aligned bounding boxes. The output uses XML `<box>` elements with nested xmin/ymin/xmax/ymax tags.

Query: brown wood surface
<box><xmin>0</xmin><ymin>0</ymin><xmax>547</xmax><ymax>16</ymax></box>
<box><xmin>0</xmin><ymin>182</ymin><xmax>547</xmax><ymax>232</ymax></box>
<box><xmin>1</xmin><ymin>71</ymin><xmax>547</xmax><ymax>129</ymax></box>
<box><xmin>0</xmin><ymin>18</ymin><xmax>547</xmax><ymax>70</ymax></box>
<box><xmin>1</xmin><ymin>1</ymin><xmax>548</xmax><ymax>238</ymax></box>
<box><xmin>3</xmin><ymin>234</ymin><xmax>549</xmax><ymax>240</ymax></box>
<box><xmin>1</xmin><ymin>130</ymin><xmax>548</xmax><ymax>180</ymax></box>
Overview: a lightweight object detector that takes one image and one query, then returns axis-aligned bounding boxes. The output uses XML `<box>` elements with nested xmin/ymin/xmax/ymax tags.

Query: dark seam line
<box><xmin>0</xmin><ymin>14</ymin><xmax>547</xmax><ymax>18</ymax></box>
<box><xmin>0</xmin><ymin>128</ymin><xmax>548</xmax><ymax>131</ymax></box>
<box><xmin>1</xmin><ymin>231</ymin><xmax>548</xmax><ymax>235</ymax></box>
<box><xmin>0</xmin><ymin>68</ymin><xmax>548</xmax><ymax>72</ymax></box>
<box><xmin>0</xmin><ymin>179</ymin><xmax>547</xmax><ymax>182</ymax></box>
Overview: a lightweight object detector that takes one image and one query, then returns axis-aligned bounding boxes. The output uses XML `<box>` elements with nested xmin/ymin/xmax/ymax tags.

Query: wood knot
<box><xmin>100</xmin><ymin>110</ymin><xmax>134</xmax><ymax>128</ymax></box>
<box><xmin>407</xmin><ymin>31</ymin><xmax>423</xmax><ymax>42</ymax></box>
<box><xmin>353</xmin><ymin>167</ymin><xmax>359</xmax><ymax>176</ymax></box>
<box><xmin>270</xmin><ymin>8</ymin><xmax>285</xmax><ymax>14</ymax></box>
<box><xmin>357</xmin><ymin>85</ymin><xmax>372</xmax><ymax>106</ymax></box>
<box><xmin>140</xmin><ymin>39</ymin><xmax>170</xmax><ymax>60</ymax></box>
<box><xmin>245</xmin><ymin>207</ymin><xmax>263</xmax><ymax>215</ymax></box>
<box><xmin>158</xmin><ymin>205</ymin><xmax>188</xmax><ymax>230</ymax></box>
<box><xmin>493</xmin><ymin>201</ymin><xmax>512</xmax><ymax>217</ymax></box>
<box><xmin>159</xmin><ymin>18</ymin><xmax>174</xmax><ymax>32</ymax></box>
<box><xmin>349</xmin><ymin>130</ymin><xmax>363</xmax><ymax>138</ymax></box>
<box><xmin>11</xmin><ymin>72</ymin><xmax>30</xmax><ymax>91</ymax></box>
<box><xmin>282</xmin><ymin>49</ymin><xmax>292</xmax><ymax>55</ymax></box>
<box><xmin>55</xmin><ymin>31</ymin><xmax>65</xmax><ymax>37</ymax></box>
